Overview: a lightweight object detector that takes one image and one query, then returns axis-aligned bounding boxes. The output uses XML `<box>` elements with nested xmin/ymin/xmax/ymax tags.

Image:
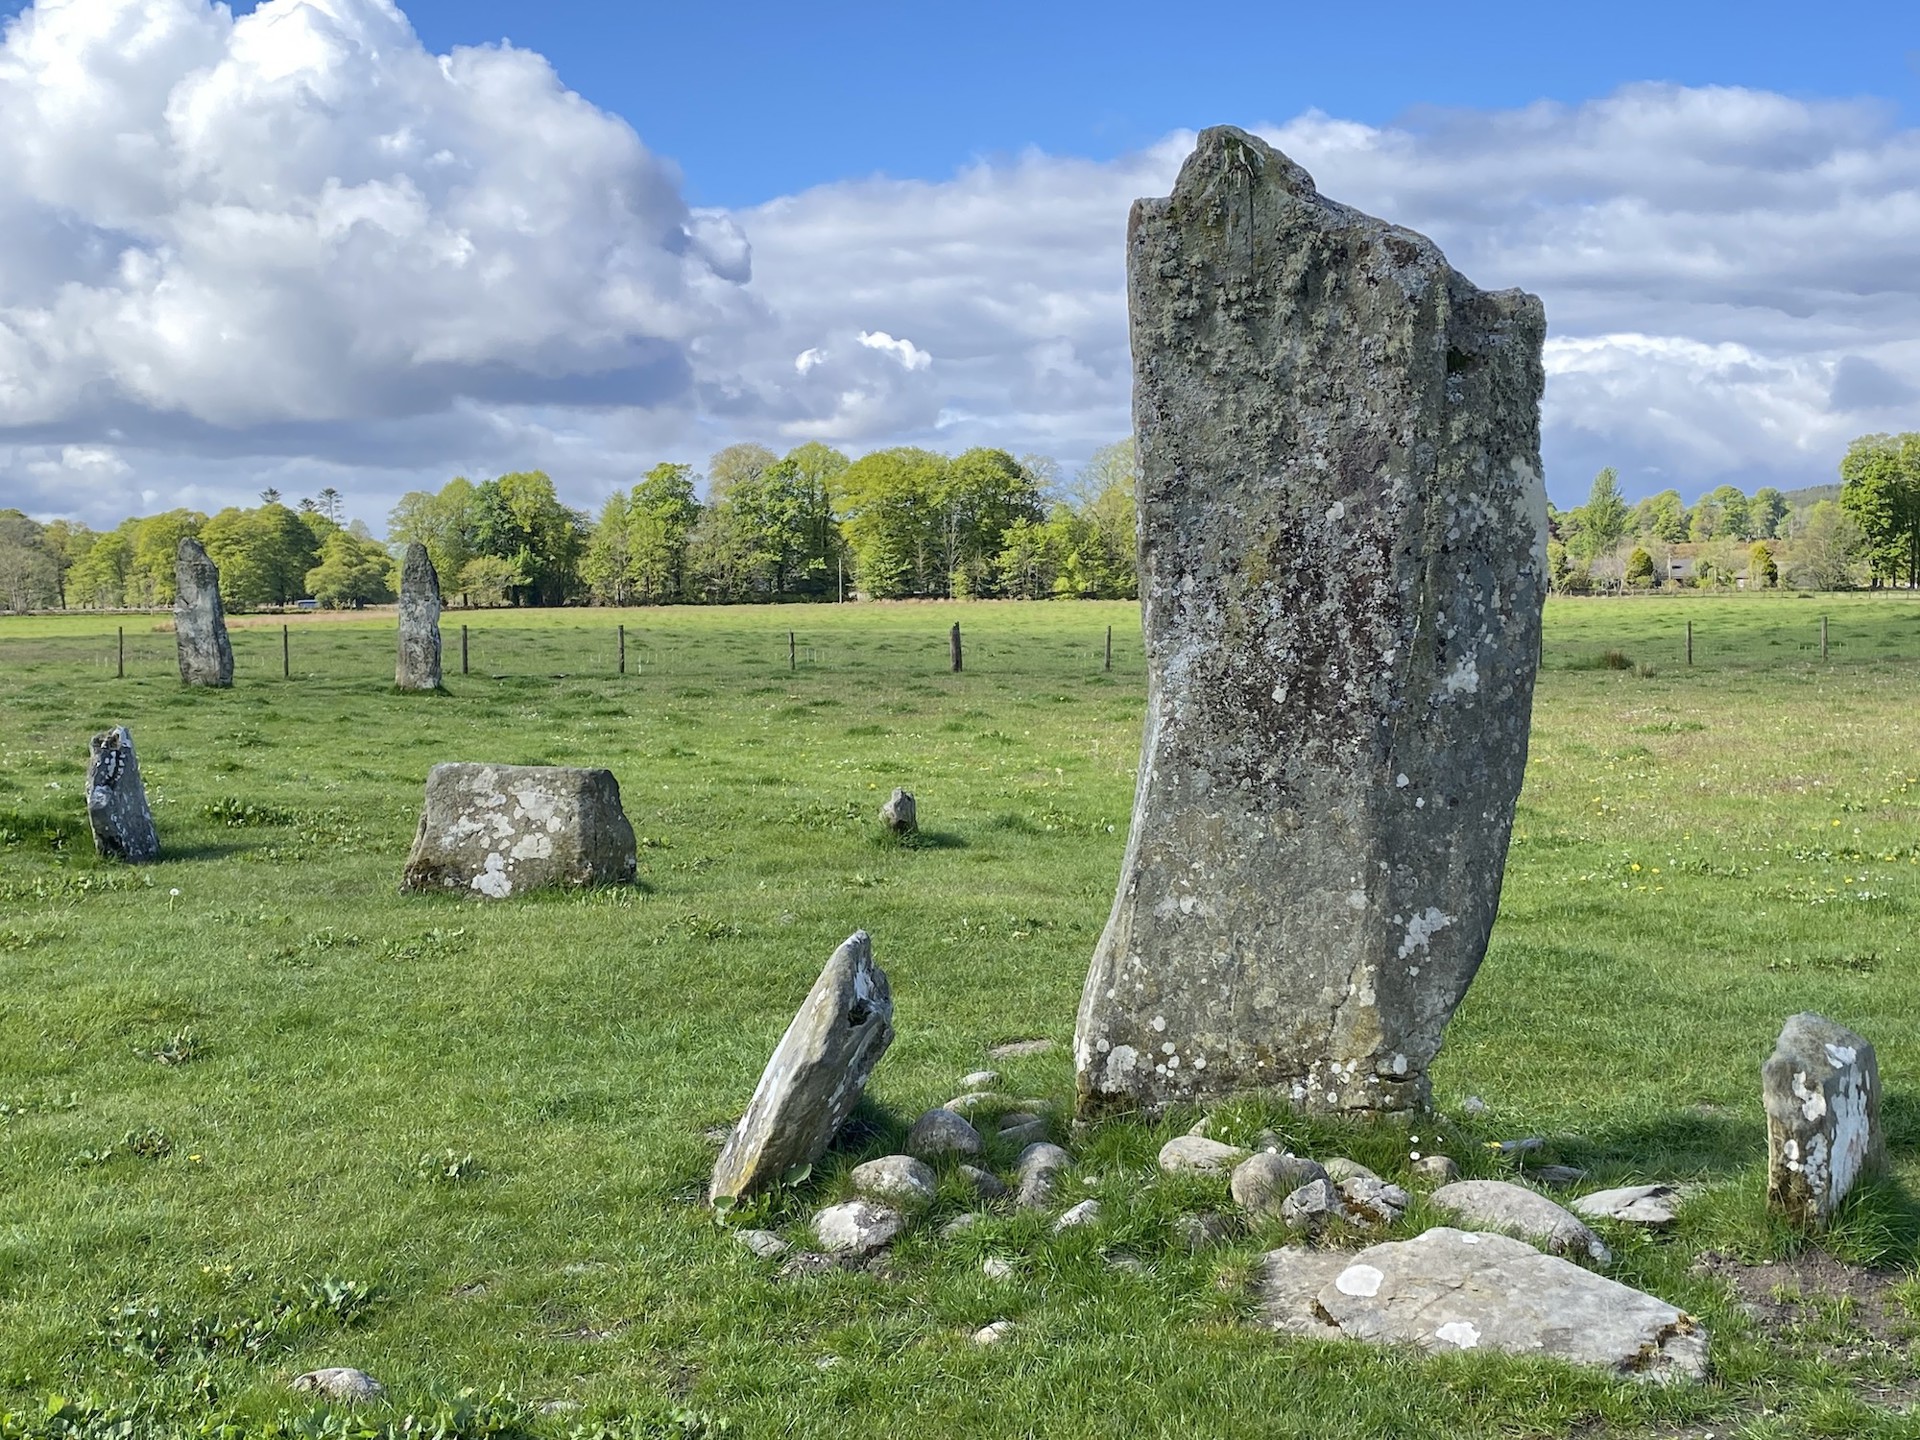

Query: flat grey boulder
<box><xmin>989</xmin><ymin>1038</ymin><xmax>1052</xmax><ymax>1059</ymax></box>
<box><xmin>814</xmin><ymin>1200</ymin><xmax>905</xmax><ymax>1255</ymax></box>
<box><xmin>173</xmin><ymin>537</ymin><xmax>233</xmax><ymax>687</ymax></box>
<box><xmin>1013</xmin><ymin>1142</ymin><xmax>1073</xmax><ymax>1209</ymax></box>
<box><xmin>1231</xmin><ymin>1153</ymin><xmax>1329</xmax><ymax>1217</ymax></box>
<box><xmin>85</xmin><ymin>726</ymin><xmax>158</xmax><ymax>863</ymax></box>
<box><xmin>736</xmin><ymin>1229</ymin><xmax>790</xmax><ymax>1259</ymax></box>
<box><xmin>1256</xmin><ymin>1227</ymin><xmax>1706</xmax><ymax>1380</ymax></box>
<box><xmin>710</xmin><ymin>932</ymin><xmax>894</xmax><ymax>1205</ymax></box>
<box><xmin>401</xmin><ymin>763</ymin><xmax>637</xmax><ymax>897</ymax></box>
<box><xmin>906</xmin><ymin>1107</ymin><xmax>983</xmax><ymax>1159</ymax></box>
<box><xmin>1157</xmin><ymin>1135</ymin><xmax>1248</xmax><ymax>1177</ymax></box>
<box><xmin>851</xmin><ymin>1155</ymin><xmax>936</xmax><ymax>1206</ymax></box>
<box><xmin>290</xmin><ymin>1367</ymin><xmax>383</xmax><ymax>1401</ymax></box>
<box><xmin>1574</xmin><ymin>1185</ymin><xmax>1682</xmax><ymax>1228</ymax></box>
<box><xmin>395</xmin><ymin>542</ymin><xmax>443</xmax><ymax>691</ymax></box>
<box><xmin>1410</xmin><ymin>1155</ymin><xmax>1462</xmax><ymax>1185</ymax></box>
<box><xmin>1074</xmin><ymin>126</ymin><xmax>1546</xmax><ymax>1120</ymax></box>
<box><xmin>1764</xmin><ymin>1012</ymin><xmax>1884</xmax><ymax>1229</ymax></box>
<box><xmin>1431</xmin><ymin>1180</ymin><xmax>1611</xmax><ymax>1264</ymax></box>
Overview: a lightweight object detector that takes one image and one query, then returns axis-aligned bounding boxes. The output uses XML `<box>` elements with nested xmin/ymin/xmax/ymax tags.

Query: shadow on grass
<box><xmin>873</xmin><ymin>829</ymin><xmax>967</xmax><ymax>851</ymax></box>
<box><xmin>156</xmin><ymin>839</ymin><xmax>250</xmax><ymax>861</ymax></box>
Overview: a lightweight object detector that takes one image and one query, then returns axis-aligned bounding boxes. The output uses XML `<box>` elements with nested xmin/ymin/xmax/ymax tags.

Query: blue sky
<box><xmin>0</xmin><ymin>0</ymin><xmax>1916</xmax><ymax>526</ymax></box>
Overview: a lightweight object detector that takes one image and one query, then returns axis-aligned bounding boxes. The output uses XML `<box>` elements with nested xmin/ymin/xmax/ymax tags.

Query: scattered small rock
<box><xmin>999</xmin><ymin>1119</ymin><xmax>1049</xmax><ymax>1149</ymax></box>
<box><xmin>989</xmin><ymin>1039</ymin><xmax>1053</xmax><ymax>1059</ymax></box>
<box><xmin>1054</xmin><ymin>1199</ymin><xmax>1102</xmax><ymax>1232</ymax></box>
<box><xmin>998</xmin><ymin>1111</ymin><xmax>1043</xmax><ymax>1131</ymax></box>
<box><xmin>945</xmin><ymin>1091</ymin><xmax>996</xmax><ymax>1115</ymax></box>
<box><xmin>1186</xmin><ymin>1115</ymin><xmax>1214</xmax><ymax>1138</ymax></box>
<box><xmin>957</xmin><ymin>1164</ymin><xmax>1008</xmax><ymax>1201</ymax></box>
<box><xmin>972</xmin><ymin>1320</ymin><xmax>1014</xmax><ymax>1346</ymax></box>
<box><xmin>1231</xmin><ymin>1152</ymin><xmax>1330</xmax><ymax>1216</ymax></box>
<box><xmin>960</xmin><ymin>1070</ymin><xmax>1000</xmax><ymax>1090</ymax></box>
<box><xmin>1157</xmin><ymin>1135</ymin><xmax>1248</xmax><ymax>1177</ymax></box>
<box><xmin>941</xmin><ymin>1213</ymin><xmax>984</xmax><ymax>1240</ymax></box>
<box><xmin>1528</xmin><ymin>1163</ymin><xmax>1588</xmax><ymax>1189</ymax></box>
<box><xmin>851</xmin><ymin>1155</ymin><xmax>936</xmax><ymax>1206</ymax></box>
<box><xmin>1462</xmin><ymin>1095</ymin><xmax>1490</xmax><ymax>1116</ymax></box>
<box><xmin>1105</xmin><ymin>1253</ymin><xmax>1150</xmax><ymax>1274</ymax></box>
<box><xmin>1013</xmin><ymin>1142</ymin><xmax>1073</xmax><ymax>1209</ymax></box>
<box><xmin>1338</xmin><ymin>1177</ymin><xmax>1411</xmax><ymax>1227</ymax></box>
<box><xmin>1430</xmin><ymin>1180</ymin><xmax>1611</xmax><ymax>1264</ymax></box>
<box><xmin>735</xmin><ymin>1229</ymin><xmax>790</xmax><ymax>1259</ymax></box>
<box><xmin>776</xmin><ymin>1251</ymin><xmax>840</xmax><ymax>1280</ymax></box>
<box><xmin>1173</xmin><ymin>1212</ymin><xmax>1237</xmax><ymax>1251</ymax></box>
<box><xmin>880</xmin><ymin>788</ymin><xmax>917</xmax><ymax>833</ymax></box>
<box><xmin>1280</xmin><ymin>1179</ymin><xmax>1343</xmax><ymax>1231</ymax></box>
<box><xmin>1491</xmin><ymin>1136</ymin><xmax>1546</xmax><ymax>1155</ymax></box>
<box><xmin>907</xmin><ymin>1108</ymin><xmax>983</xmax><ymax>1159</ymax></box>
<box><xmin>1321</xmin><ymin>1158</ymin><xmax>1378</xmax><ymax>1183</ymax></box>
<box><xmin>814</xmin><ymin>1200</ymin><xmax>907</xmax><ymax>1255</ymax></box>
<box><xmin>1574</xmin><ymin>1185</ymin><xmax>1682</xmax><ymax>1228</ymax></box>
<box><xmin>1409</xmin><ymin>1154</ymin><xmax>1461</xmax><ymax>1185</ymax></box>
<box><xmin>290</xmin><ymin>1368</ymin><xmax>383</xmax><ymax>1402</ymax></box>
<box><xmin>982</xmin><ymin>1257</ymin><xmax>1015</xmax><ymax>1280</ymax></box>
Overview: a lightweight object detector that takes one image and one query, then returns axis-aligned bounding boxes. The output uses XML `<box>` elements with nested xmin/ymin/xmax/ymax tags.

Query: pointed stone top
<box><xmin>401</xmin><ymin>541</ymin><xmax>439</xmax><ymax>594</ymax></box>
<box><xmin>1177</xmin><ymin>126</ymin><xmax>1319</xmax><ymax>201</ymax></box>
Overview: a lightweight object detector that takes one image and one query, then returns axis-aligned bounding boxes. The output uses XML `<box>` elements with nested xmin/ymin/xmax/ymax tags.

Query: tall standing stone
<box><xmin>710</xmin><ymin>931</ymin><xmax>894</xmax><ymax>1206</ymax></box>
<box><xmin>85</xmin><ymin>726</ymin><xmax>159</xmax><ymax>863</ymax></box>
<box><xmin>174</xmin><ymin>537</ymin><xmax>233</xmax><ymax>687</ymax></box>
<box><xmin>395</xmin><ymin>543</ymin><xmax>443</xmax><ymax>691</ymax></box>
<box><xmin>1076</xmin><ymin>127</ymin><xmax>1547</xmax><ymax>1119</ymax></box>
<box><xmin>1764</xmin><ymin>1013</ymin><xmax>1884</xmax><ymax>1229</ymax></box>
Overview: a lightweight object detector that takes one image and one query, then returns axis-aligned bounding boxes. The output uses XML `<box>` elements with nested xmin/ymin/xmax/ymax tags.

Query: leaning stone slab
<box><xmin>395</xmin><ymin>542</ymin><xmax>443</xmax><ymax>691</ymax></box>
<box><xmin>1256</xmin><ymin>1227</ymin><xmax>1706</xmax><ymax>1380</ymax></box>
<box><xmin>1075</xmin><ymin>126</ymin><xmax>1546</xmax><ymax>1119</ymax></box>
<box><xmin>401</xmin><ymin>763</ymin><xmax>636</xmax><ymax>898</ymax></box>
<box><xmin>173</xmin><ymin>537</ymin><xmax>233</xmax><ymax>687</ymax></box>
<box><xmin>1430</xmin><ymin>1180</ymin><xmax>1611</xmax><ymax>1264</ymax></box>
<box><xmin>1764</xmin><ymin>1013</ymin><xmax>1884</xmax><ymax>1229</ymax></box>
<box><xmin>709</xmin><ymin>932</ymin><xmax>894</xmax><ymax>1205</ymax></box>
<box><xmin>85</xmin><ymin>726</ymin><xmax>158</xmax><ymax>863</ymax></box>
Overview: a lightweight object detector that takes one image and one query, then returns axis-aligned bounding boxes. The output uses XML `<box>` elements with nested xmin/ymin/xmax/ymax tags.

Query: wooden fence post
<box><xmin>789</xmin><ymin>630</ymin><xmax>796</xmax><ymax>671</ymax></box>
<box><xmin>117</xmin><ymin>626</ymin><xmax>124</xmax><ymax>679</ymax></box>
<box><xmin>950</xmin><ymin>622</ymin><xmax>963</xmax><ymax>674</ymax></box>
<box><xmin>282</xmin><ymin>624</ymin><xmax>289</xmax><ymax>679</ymax></box>
<box><xmin>1685</xmin><ymin>619</ymin><xmax>1693</xmax><ymax>667</ymax></box>
<box><xmin>1104</xmin><ymin>625</ymin><xmax>1112</xmax><ymax>672</ymax></box>
<box><xmin>461</xmin><ymin>625</ymin><xmax>469</xmax><ymax>675</ymax></box>
<box><xmin>1821</xmin><ymin>615</ymin><xmax>1829</xmax><ymax>661</ymax></box>
<box><xmin>618</xmin><ymin>623</ymin><xmax>626</xmax><ymax>675</ymax></box>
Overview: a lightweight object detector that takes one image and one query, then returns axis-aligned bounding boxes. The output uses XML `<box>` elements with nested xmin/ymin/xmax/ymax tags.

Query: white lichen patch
<box><xmin>1434</xmin><ymin>1321</ymin><xmax>1481</xmax><ymax>1349</ymax></box>
<box><xmin>1439</xmin><ymin>653</ymin><xmax>1480</xmax><ymax>697</ymax></box>
<box><xmin>1335</xmin><ymin>1264</ymin><xmax>1383</xmax><ymax>1298</ymax></box>
<box><xmin>1397</xmin><ymin>907</ymin><xmax>1452</xmax><ymax>960</ymax></box>
<box><xmin>470</xmin><ymin>853</ymin><xmax>513</xmax><ymax>898</ymax></box>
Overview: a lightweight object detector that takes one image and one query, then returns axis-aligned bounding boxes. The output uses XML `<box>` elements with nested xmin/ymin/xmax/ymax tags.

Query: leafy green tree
<box><xmin>389</xmin><ymin>479</ymin><xmax>476</xmax><ymax>597</ymax></box>
<box><xmin>1839</xmin><ymin>433</ymin><xmax>1920</xmax><ymax>588</ymax></box>
<box><xmin>1787</xmin><ymin>500</ymin><xmax>1865</xmax><ymax>590</ymax></box>
<box><xmin>939</xmin><ymin>447</ymin><xmax>1044</xmax><ymax>597</ymax></box>
<box><xmin>201</xmin><ymin>503</ymin><xmax>321</xmax><ymax>607</ymax></box>
<box><xmin>129</xmin><ymin>511</ymin><xmax>206</xmax><ymax>605</ymax></box>
<box><xmin>1691</xmin><ymin>485</ymin><xmax>1752</xmax><ymax>541</ymax></box>
<box><xmin>837</xmin><ymin>447</ymin><xmax>947</xmax><ymax>598</ymax></box>
<box><xmin>1633</xmin><ymin>490</ymin><xmax>1691</xmax><ymax>544</ymax></box>
<box><xmin>705</xmin><ymin>443</ymin><xmax>777</xmax><ymax>503</ymax></box>
<box><xmin>1750</xmin><ymin>486</ymin><xmax>1789</xmax><ymax>540</ymax></box>
<box><xmin>0</xmin><ymin>510</ymin><xmax>57</xmax><ymax>611</ymax></box>
<box><xmin>1572</xmin><ymin>468</ymin><xmax>1628</xmax><ymax>563</ymax></box>
<box><xmin>1625</xmin><ymin>546</ymin><xmax>1655</xmax><ymax>588</ymax></box>
<box><xmin>626</xmin><ymin>463</ymin><xmax>701</xmax><ymax>603</ymax></box>
<box><xmin>305</xmin><ymin>530</ymin><xmax>395</xmax><ymax>607</ymax></box>
<box><xmin>68</xmin><ymin>525</ymin><xmax>134</xmax><ymax>607</ymax></box>
<box><xmin>456</xmin><ymin>554</ymin><xmax>527</xmax><ymax>606</ymax></box>
<box><xmin>470</xmin><ymin>472</ymin><xmax>585</xmax><ymax>605</ymax></box>
<box><xmin>1748</xmin><ymin>540</ymin><xmax>1778</xmax><ymax>588</ymax></box>
<box><xmin>581</xmin><ymin>493</ymin><xmax>635</xmax><ymax>605</ymax></box>
<box><xmin>994</xmin><ymin>515</ymin><xmax>1060</xmax><ymax>600</ymax></box>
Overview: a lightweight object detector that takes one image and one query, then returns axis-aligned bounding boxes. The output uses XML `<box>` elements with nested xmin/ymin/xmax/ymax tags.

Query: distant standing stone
<box><xmin>85</xmin><ymin>726</ymin><xmax>158</xmax><ymax>863</ymax></box>
<box><xmin>401</xmin><ymin>763</ymin><xmax>637</xmax><ymax>897</ymax></box>
<box><xmin>1075</xmin><ymin>126</ymin><xmax>1547</xmax><ymax>1119</ymax></box>
<box><xmin>173</xmin><ymin>537</ymin><xmax>233</xmax><ymax>687</ymax></box>
<box><xmin>880</xmin><ymin>788</ymin><xmax>917</xmax><ymax>833</ymax></box>
<box><xmin>395</xmin><ymin>542</ymin><xmax>443</xmax><ymax>691</ymax></box>
<box><xmin>1764</xmin><ymin>1013</ymin><xmax>1884</xmax><ymax>1229</ymax></box>
<box><xmin>709</xmin><ymin>932</ymin><xmax>894</xmax><ymax>1206</ymax></box>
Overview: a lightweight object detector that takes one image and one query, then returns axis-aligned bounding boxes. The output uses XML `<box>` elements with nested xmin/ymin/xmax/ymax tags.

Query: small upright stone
<box><xmin>880</xmin><ymin>788</ymin><xmax>917</xmax><ymax>834</ymax></box>
<box><xmin>1075</xmin><ymin>127</ymin><xmax>1547</xmax><ymax>1119</ymax></box>
<box><xmin>851</xmin><ymin>1155</ymin><xmax>936</xmax><ymax>1206</ymax></box>
<box><xmin>85</xmin><ymin>726</ymin><xmax>158</xmax><ymax>863</ymax></box>
<box><xmin>906</xmin><ymin>1107</ymin><xmax>983</xmax><ymax>1159</ymax></box>
<box><xmin>710</xmin><ymin>932</ymin><xmax>895</xmax><ymax>1206</ymax></box>
<box><xmin>1231</xmin><ymin>1153</ymin><xmax>1329</xmax><ymax>1217</ymax></box>
<box><xmin>395</xmin><ymin>542</ymin><xmax>443</xmax><ymax>691</ymax></box>
<box><xmin>1012</xmin><ymin>1142</ymin><xmax>1073</xmax><ymax>1209</ymax></box>
<box><xmin>401</xmin><ymin>763</ymin><xmax>637</xmax><ymax>897</ymax></box>
<box><xmin>173</xmin><ymin>537</ymin><xmax>233</xmax><ymax>687</ymax></box>
<box><xmin>1763</xmin><ymin>1013</ymin><xmax>1884</xmax><ymax>1229</ymax></box>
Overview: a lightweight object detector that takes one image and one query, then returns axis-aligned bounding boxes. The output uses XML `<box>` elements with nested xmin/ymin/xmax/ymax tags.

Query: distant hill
<box><xmin>1783</xmin><ymin>483</ymin><xmax>1841</xmax><ymax>507</ymax></box>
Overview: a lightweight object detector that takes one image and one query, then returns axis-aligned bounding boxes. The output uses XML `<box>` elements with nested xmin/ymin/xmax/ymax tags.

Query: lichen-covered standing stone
<box><xmin>1764</xmin><ymin>1012</ymin><xmax>1883</xmax><ymax>1229</ymax></box>
<box><xmin>395</xmin><ymin>542</ymin><xmax>443</xmax><ymax>691</ymax></box>
<box><xmin>400</xmin><ymin>763</ymin><xmax>636</xmax><ymax>897</ymax></box>
<box><xmin>85</xmin><ymin>726</ymin><xmax>158</xmax><ymax>863</ymax></box>
<box><xmin>174</xmin><ymin>537</ymin><xmax>233</xmax><ymax>687</ymax></box>
<box><xmin>1075</xmin><ymin>126</ymin><xmax>1547</xmax><ymax>1119</ymax></box>
<box><xmin>710</xmin><ymin>932</ymin><xmax>894</xmax><ymax>1205</ymax></box>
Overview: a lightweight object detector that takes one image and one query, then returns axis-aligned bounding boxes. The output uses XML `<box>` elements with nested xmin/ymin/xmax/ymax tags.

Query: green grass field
<box><xmin>3</xmin><ymin>594</ymin><xmax>1919</xmax><ymax>1439</ymax></box>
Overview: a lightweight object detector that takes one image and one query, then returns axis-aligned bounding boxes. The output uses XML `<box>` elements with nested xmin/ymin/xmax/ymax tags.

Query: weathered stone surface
<box><xmin>880</xmin><ymin>788</ymin><xmax>917</xmax><ymax>833</ymax></box>
<box><xmin>173</xmin><ymin>537</ymin><xmax>233</xmax><ymax>687</ymax></box>
<box><xmin>1173</xmin><ymin>1211</ymin><xmax>1238</xmax><ymax>1250</ymax></box>
<box><xmin>1013</xmin><ymin>1142</ymin><xmax>1072</xmax><ymax>1209</ymax></box>
<box><xmin>1157</xmin><ymin>1135</ymin><xmax>1249</xmax><ymax>1177</ymax></box>
<box><xmin>290</xmin><ymin>1368</ymin><xmax>384</xmax><ymax>1401</ymax></box>
<box><xmin>958</xmin><ymin>1164</ymin><xmax>1008</xmax><ymax>1201</ymax></box>
<box><xmin>1280</xmin><ymin>1179</ymin><xmax>1343</xmax><ymax>1231</ymax></box>
<box><xmin>941</xmin><ymin>1213</ymin><xmax>983</xmax><ymax>1240</ymax></box>
<box><xmin>1574</xmin><ymin>1185</ymin><xmax>1681</xmax><ymax>1228</ymax></box>
<box><xmin>1322</xmin><ymin>1158</ymin><xmax>1379</xmax><ymax>1183</ymax></box>
<box><xmin>736</xmin><ymin>1229</ymin><xmax>791</xmax><ymax>1259</ymax></box>
<box><xmin>1256</xmin><ymin>1228</ymin><xmax>1706</xmax><ymax>1379</ymax></box>
<box><xmin>1764</xmin><ymin>1012</ymin><xmax>1884</xmax><ymax>1229</ymax></box>
<box><xmin>1231</xmin><ymin>1152</ymin><xmax>1329</xmax><ymax>1216</ymax></box>
<box><xmin>998</xmin><ymin>1119</ymin><xmax>1048</xmax><ymax>1149</ymax></box>
<box><xmin>1410</xmin><ymin>1155</ymin><xmax>1462</xmax><ymax>1185</ymax></box>
<box><xmin>1339</xmin><ymin>1177</ymin><xmax>1411</xmax><ymax>1228</ymax></box>
<box><xmin>906</xmin><ymin>1107</ymin><xmax>983</xmax><ymax>1159</ymax></box>
<box><xmin>959</xmin><ymin>1070</ymin><xmax>1000</xmax><ymax>1090</ymax></box>
<box><xmin>989</xmin><ymin>1038</ymin><xmax>1052</xmax><ymax>1059</ymax></box>
<box><xmin>851</xmin><ymin>1155</ymin><xmax>936</xmax><ymax>1206</ymax></box>
<box><xmin>1075</xmin><ymin>126</ymin><xmax>1547</xmax><ymax>1119</ymax></box>
<box><xmin>814</xmin><ymin>1200</ymin><xmax>905</xmax><ymax>1255</ymax></box>
<box><xmin>1430</xmin><ymin>1180</ymin><xmax>1611</xmax><ymax>1264</ymax></box>
<box><xmin>401</xmin><ymin>763</ymin><xmax>637</xmax><ymax>898</ymax></box>
<box><xmin>1054</xmin><ymin>1199</ymin><xmax>1103</xmax><ymax>1231</ymax></box>
<box><xmin>972</xmin><ymin>1320</ymin><xmax>1015</xmax><ymax>1345</ymax></box>
<box><xmin>709</xmin><ymin>932</ymin><xmax>894</xmax><ymax>1205</ymax></box>
<box><xmin>395</xmin><ymin>542</ymin><xmax>443</xmax><ymax>691</ymax></box>
<box><xmin>85</xmin><ymin>726</ymin><xmax>158</xmax><ymax>863</ymax></box>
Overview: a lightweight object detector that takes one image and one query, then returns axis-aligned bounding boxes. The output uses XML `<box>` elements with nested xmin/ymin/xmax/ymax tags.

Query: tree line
<box><xmin>4</xmin><ymin>432</ymin><xmax>1913</xmax><ymax>613</ymax></box>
